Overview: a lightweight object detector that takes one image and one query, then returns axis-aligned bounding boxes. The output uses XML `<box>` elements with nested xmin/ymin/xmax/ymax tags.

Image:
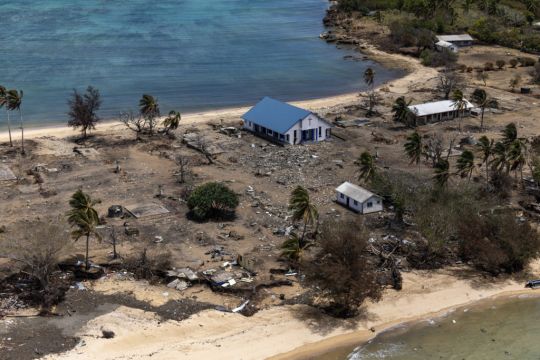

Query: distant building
<box><xmin>335</xmin><ymin>182</ymin><xmax>383</xmax><ymax>214</ymax></box>
<box><xmin>436</xmin><ymin>34</ymin><xmax>474</xmax><ymax>47</ymax></box>
<box><xmin>242</xmin><ymin>97</ymin><xmax>332</xmax><ymax>145</ymax></box>
<box><xmin>435</xmin><ymin>40</ymin><xmax>459</xmax><ymax>53</ymax></box>
<box><xmin>408</xmin><ymin>99</ymin><xmax>474</xmax><ymax>124</ymax></box>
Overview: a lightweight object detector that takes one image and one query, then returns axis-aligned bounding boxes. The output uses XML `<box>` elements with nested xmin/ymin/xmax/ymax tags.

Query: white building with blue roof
<box><xmin>242</xmin><ymin>97</ymin><xmax>332</xmax><ymax>145</ymax></box>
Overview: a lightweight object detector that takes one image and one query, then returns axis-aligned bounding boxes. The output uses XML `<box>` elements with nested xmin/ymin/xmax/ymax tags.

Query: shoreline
<box><xmin>40</xmin><ymin>267</ymin><xmax>539</xmax><ymax>360</ymax></box>
<box><xmin>272</xmin><ymin>289</ymin><xmax>539</xmax><ymax>360</ymax></box>
<box><xmin>0</xmin><ymin>47</ymin><xmax>433</xmax><ymax>143</ymax></box>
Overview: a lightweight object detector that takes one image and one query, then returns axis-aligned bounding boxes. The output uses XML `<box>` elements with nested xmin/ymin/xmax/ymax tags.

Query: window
<box><xmin>340</xmin><ymin>193</ymin><xmax>345</xmax><ymax>199</ymax></box>
<box><xmin>367</xmin><ymin>202</ymin><xmax>373</xmax><ymax>208</ymax></box>
<box><xmin>353</xmin><ymin>200</ymin><xmax>358</xmax><ymax>205</ymax></box>
<box><xmin>319</xmin><ymin>127</ymin><xmax>322</xmax><ymax>137</ymax></box>
<box><xmin>286</xmin><ymin>134</ymin><xmax>290</xmax><ymax>142</ymax></box>
<box><xmin>376</xmin><ymin>200</ymin><xmax>381</xmax><ymax>204</ymax></box>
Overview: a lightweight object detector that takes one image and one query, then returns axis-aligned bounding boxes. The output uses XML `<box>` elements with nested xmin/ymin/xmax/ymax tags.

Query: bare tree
<box><xmin>120</xmin><ymin>111</ymin><xmax>146</xmax><ymax>140</ymax></box>
<box><xmin>437</xmin><ymin>68</ymin><xmax>462</xmax><ymax>100</ymax></box>
<box><xmin>175</xmin><ymin>155</ymin><xmax>190</xmax><ymax>183</ymax></box>
<box><xmin>195</xmin><ymin>134</ymin><xmax>214</xmax><ymax>164</ymax></box>
<box><xmin>423</xmin><ymin>133</ymin><xmax>445</xmax><ymax>167</ymax></box>
<box><xmin>0</xmin><ymin>221</ymin><xmax>70</xmax><ymax>289</ymax></box>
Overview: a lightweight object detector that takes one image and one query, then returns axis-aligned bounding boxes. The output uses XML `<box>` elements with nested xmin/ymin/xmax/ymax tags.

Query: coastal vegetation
<box><xmin>335</xmin><ymin>0</ymin><xmax>540</xmax><ymax>53</ymax></box>
<box><xmin>67</xmin><ymin>86</ymin><xmax>102</xmax><ymax>139</ymax></box>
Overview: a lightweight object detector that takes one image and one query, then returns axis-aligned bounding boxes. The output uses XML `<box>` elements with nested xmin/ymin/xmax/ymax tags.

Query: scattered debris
<box><xmin>124</xmin><ymin>203</ymin><xmax>170</xmax><ymax>218</ymax></box>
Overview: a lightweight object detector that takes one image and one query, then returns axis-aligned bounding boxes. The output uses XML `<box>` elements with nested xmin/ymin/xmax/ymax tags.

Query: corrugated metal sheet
<box><xmin>436</xmin><ymin>34</ymin><xmax>474</xmax><ymax>42</ymax></box>
<box><xmin>336</xmin><ymin>182</ymin><xmax>378</xmax><ymax>203</ymax></box>
<box><xmin>409</xmin><ymin>100</ymin><xmax>474</xmax><ymax>117</ymax></box>
<box><xmin>242</xmin><ymin>97</ymin><xmax>311</xmax><ymax>134</ymax></box>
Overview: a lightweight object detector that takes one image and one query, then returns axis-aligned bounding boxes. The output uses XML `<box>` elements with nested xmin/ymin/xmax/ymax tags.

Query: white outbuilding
<box><xmin>335</xmin><ymin>182</ymin><xmax>383</xmax><ymax>214</ymax></box>
<box><xmin>435</xmin><ymin>40</ymin><xmax>459</xmax><ymax>53</ymax></box>
<box><xmin>436</xmin><ymin>34</ymin><xmax>474</xmax><ymax>47</ymax></box>
<box><xmin>408</xmin><ymin>99</ymin><xmax>474</xmax><ymax>124</ymax></box>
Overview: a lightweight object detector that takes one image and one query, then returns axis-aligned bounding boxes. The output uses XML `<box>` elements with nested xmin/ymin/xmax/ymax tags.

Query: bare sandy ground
<box><xmin>41</xmin><ymin>264</ymin><xmax>538</xmax><ymax>360</ymax></box>
<box><xmin>0</xmin><ymin>52</ymin><xmax>435</xmax><ymax>143</ymax></box>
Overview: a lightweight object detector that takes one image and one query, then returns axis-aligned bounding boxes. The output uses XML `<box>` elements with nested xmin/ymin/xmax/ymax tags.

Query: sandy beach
<box><xmin>38</xmin><ymin>264</ymin><xmax>538</xmax><ymax>360</ymax></box>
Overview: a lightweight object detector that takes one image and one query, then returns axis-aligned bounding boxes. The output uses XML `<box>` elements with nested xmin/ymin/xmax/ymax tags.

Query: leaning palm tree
<box><xmin>0</xmin><ymin>86</ymin><xmax>12</xmax><ymax>147</ymax></box>
<box><xmin>67</xmin><ymin>189</ymin><xmax>101</xmax><ymax>270</ymax></box>
<box><xmin>392</xmin><ymin>96</ymin><xmax>414</xmax><ymax>127</ymax></box>
<box><xmin>139</xmin><ymin>94</ymin><xmax>160</xmax><ymax>134</ymax></box>
<box><xmin>6</xmin><ymin>89</ymin><xmax>24</xmax><ymax>154</ymax></box>
<box><xmin>471</xmin><ymin>88</ymin><xmax>497</xmax><ymax>132</ymax></box>
<box><xmin>507</xmin><ymin>138</ymin><xmax>528</xmax><ymax>182</ymax></box>
<box><xmin>404</xmin><ymin>131</ymin><xmax>423</xmax><ymax>168</ymax></box>
<box><xmin>280</xmin><ymin>232</ymin><xmax>313</xmax><ymax>262</ymax></box>
<box><xmin>501</xmin><ymin>122</ymin><xmax>518</xmax><ymax>146</ymax></box>
<box><xmin>456</xmin><ymin>150</ymin><xmax>475</xmax><ymax>182</ymax></box>
<box><xmin>492</xmin><ymin>140</ymin><xmax>511</xmax><ymax>174</ymax></box>
<box><xmin>433</xmin><ymin>159</ymin><xmax>450</xmax><ymax>188</ymax></box>
<box><xmin>477</xmin><ymin>135</ymin><xmax>494</xmax><ymax>185</ymax></box>
<box><xmin>288</xmin><ymin>186</ymin><xmax>319</xmax><ymax>241</ymax></box>
<box><xmin>357</xmin><ymin>151</ymin><xmax>377</xmax><ymax>183</ymax></box>
<box><xmin>451</xmin><ymin>89</ymin><xmax>467</xmax><ymax>132</ymax></box>
<box><xmin>163</xmin><ymin>110</ymin><xmax>181</xmax><ymax>134</ymax></box>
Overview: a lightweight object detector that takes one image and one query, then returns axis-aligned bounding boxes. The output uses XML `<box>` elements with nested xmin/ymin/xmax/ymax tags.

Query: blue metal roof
<box><xmin>242</xmin><ymin>97</ymin><xmax>312</xmax><ymax>134</ymax></box>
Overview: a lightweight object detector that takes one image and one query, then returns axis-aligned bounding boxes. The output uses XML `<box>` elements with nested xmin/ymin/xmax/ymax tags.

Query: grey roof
<box><xmin>242</xmin><ymin>97</ymin><xmax>312</xmax><ymax>134</ymax></box>
<box><xmin>436</xmin><ymin>34</ymin><xmax>474</xmax><ymax>42</ymax></box>
<box><xmin>409</xmin><ymin>99</ymin><xmax>474</xmax><ymax>117</ymax></box>
<box><xmin>336</xmin><ymin>182</ymin><xmax>379</xmax><ymax>203</ymax></box>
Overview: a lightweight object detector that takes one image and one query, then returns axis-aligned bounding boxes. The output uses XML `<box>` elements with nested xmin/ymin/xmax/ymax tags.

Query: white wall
<box><xmin>284</xmin><ymin>114</ymin><xmax>332</xmax><ymax>145</ymax></box>
<box><xmin>362</xmin><ymin>195</ymin><xmax>383</xmax><ymax>214</ymax></box>
<box><xmin>336</xmin><ymin>192</ymin><xmax>383</xmax><ymax>214</ymax></box>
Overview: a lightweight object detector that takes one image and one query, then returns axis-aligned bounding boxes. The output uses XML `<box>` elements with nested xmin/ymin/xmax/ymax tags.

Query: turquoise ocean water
<box><xmin>0</xmin><ymin>0</ymin><xmax>401</xmax><ymax>129</ymax></box>
<box><xmin>320</xmin><ymin>295</ymin><xmax>540</xmax><ymax>360</ymax></box>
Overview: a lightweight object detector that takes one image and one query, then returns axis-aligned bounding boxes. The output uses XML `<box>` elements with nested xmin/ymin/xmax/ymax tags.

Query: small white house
<box><xmin>408</xmin><ymin>99</ymin><xmax>474</xmax><ymax>124</ymax></box>
<box><xmin>336</xmin><ymin>182</ymin><xmax>383</xmax><ymax>214</ymax></box>
<box><xmin>436</xmin><ymin>34</ymin><xmax>474</xmax><ymax>47</ymax></box>
<box><xmin>242</xmin><ymin>97</ymin><xmax>332</xmax><ymax>145</ymax></box>
<box><xmin>435</xmin><ymin>40</ymin><xmax>459</xmax><ymax>53</ymax></box>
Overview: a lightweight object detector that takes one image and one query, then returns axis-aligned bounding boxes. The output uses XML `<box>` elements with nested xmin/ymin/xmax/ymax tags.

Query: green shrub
<box><xmin>420</xmin><ymin>48</ymin><xmax>457</xmax><ymax>67</ymax></box>
<box><xmin>187</xmin><ymin>182</ymin><xmax>239</xmax><ymax>221</ymax></box>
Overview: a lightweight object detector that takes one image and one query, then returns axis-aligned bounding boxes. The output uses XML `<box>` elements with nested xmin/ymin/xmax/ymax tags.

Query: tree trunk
<box><xmin>6</xmin><ymin>110</ymin><xmax>13</xmax><ymax>147</ymax></box>
<box><xmin>19</xmin><ymin>109</ymin><xmax>25</xmax><ymax>155</ymax></box>
<box><xmin>480</xmin><ymin>107</ymin><xmax>485</xmax><ymax>131</ymax></box>
<box><xmin>85</xmin><ymin>233</ymin><xmax>90</xmax><ymax>270</ymax></box>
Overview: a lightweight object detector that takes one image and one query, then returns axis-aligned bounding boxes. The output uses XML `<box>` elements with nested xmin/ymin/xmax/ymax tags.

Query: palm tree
<box><xmin>139</xmin><ymin>94</ymin><xmax>160</xmax><ymax>134</ymax></box>
<box><xmin>288</xmin><ymin>186</ymin><xmax>319</xmax><ymax>242</ymax></box>
<box><xmin>357</xmin><ymin>151</ymin><xmax>377</xmax><ymax>183</ymax></box>
<box><xmin>433</xmin><ymin>159</ymin><xmax>450</xmax><ymax>188</ymax></box>
<box><xmin>492</xmin><ymin>140</ymin><xmax>511</xmax><ymax>174</ymax></box>
<box><xmin>392</xmin><ymin>96</ymin><xmax>414</xmax><ymax>127</ymax></box>
<box><xmin>451</xmin><ymin>89</ymin><xmax>467</xmax><ymax>132</ymax></box>
<box><xmin>363</xmin><ymin>68</ymin><xmax>375</xmax><ymax>88</ymax></box>
<box><xmin>471</xmin><ymin>88</ymin><xmax>497</xmax><ymax>132</ymax></box>
<box><xmin>501</xmin><ymin>122</ymin><xmax>517</xmax><ymax>146</ymax></box>
<box><xmin>0</xmin><ymin>86</ymin><xmax>12</xmax><ymax>147</ymax></box>
<box><xmin>163</xmin><ymin>110</ymin><xmax>181</xmax><ymax>134</ymax></box>
<box><xmin>280</xmin><ymin>232</ymin><xmax>313</xmax><ymax>262</ymax></box>
<box><xmin>364</xmin><ymin>68</ymin><xmax>376</xmax><ymax>116</ymax></box>
<box><xmin>477</xmin><ymin>135</ymin><xmax>494</xmax><ymax>184</ymax></box>
<box><xmin>67</xmin><ymin>189</ymin><xmax>101</xmax><ymax>270</ymax></box>
<box><xmin>404</xmin><ymin>131</ymin><xmax>423</xmax><ymax>168</ymax></box>
<box><xmin>507</xmin><ymin>137</ymin><xmax>528</xmax><ymax>182</ymax></box>
<box><xmin>6</xmin><ymin>89</ymin><xmax>24</xmax><ymax>154</ymax></box>
<box><xmin>456</xmin><ymin>150</ymin><xmax>475</xmax><ymax>181</ymax></box>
